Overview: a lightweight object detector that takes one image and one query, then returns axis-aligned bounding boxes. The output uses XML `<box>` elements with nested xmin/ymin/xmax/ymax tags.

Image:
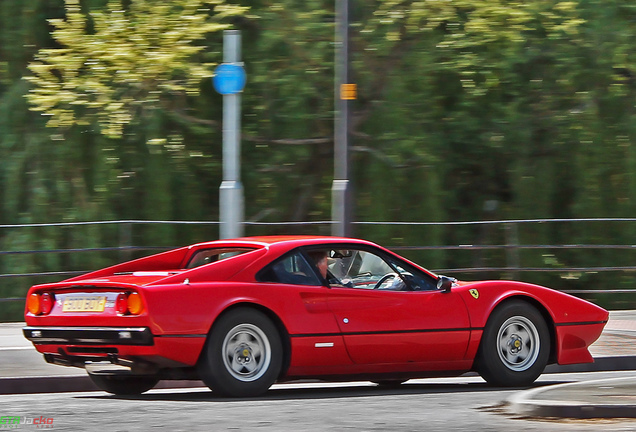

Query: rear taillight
<box><xmin>116</xmin><ymin>292</ymin><xmax>145</xmax><ymax>315</ymax></box>
<box><xmin>40</xmin><ymin>292</ymin><xmax>53</xmax><ymax>314</ymax></box>
<box><xmin>27</xmin><ymin>292</ymin><xmax>54</xmax><ymax>315</ymax></box>
<box><xmin>116</xmin><ymin>293</ymin><xmax>129</xmax><ymax>314</ymax></box>
<box><xmin>27</xmin><ymin>293</ymin><xmax>40</xmax><ymax>315</ymax></box>
<box><xmin>127</xmin><ymin>292</ymin><xmax>144</xmax><ymax>315</ymax></box>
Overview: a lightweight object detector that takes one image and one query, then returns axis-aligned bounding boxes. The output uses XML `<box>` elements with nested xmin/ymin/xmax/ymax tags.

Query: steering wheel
<box><xmin>373</xmin><ymin>273</ymin><xmax>398</xmax><ymax>289</ymax></box>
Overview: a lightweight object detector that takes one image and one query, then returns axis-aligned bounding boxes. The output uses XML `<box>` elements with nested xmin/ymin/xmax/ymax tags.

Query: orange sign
<box><xmin>340</xmin><ymin>83</ymin><xmax>357</xmax><ymax>100</ymax></box>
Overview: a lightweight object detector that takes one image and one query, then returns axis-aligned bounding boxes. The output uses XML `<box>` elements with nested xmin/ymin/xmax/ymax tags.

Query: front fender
<box><xmin>455</xmin><ymin>280</ymin><xmax>608</xmax><ymax>365</ymax></box>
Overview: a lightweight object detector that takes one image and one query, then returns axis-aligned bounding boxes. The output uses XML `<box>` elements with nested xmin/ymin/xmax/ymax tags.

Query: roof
<box><xmin>189</xmin><ymin>235</ymin><xmax>372</xmax><ymax>249</ymax></box>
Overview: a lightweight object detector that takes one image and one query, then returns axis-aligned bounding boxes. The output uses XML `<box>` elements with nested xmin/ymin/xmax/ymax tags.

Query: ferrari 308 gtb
<box><xmin>23</xmin><ymin>236</ymin><xmax>608</xmax><ymax>396</ymax></box>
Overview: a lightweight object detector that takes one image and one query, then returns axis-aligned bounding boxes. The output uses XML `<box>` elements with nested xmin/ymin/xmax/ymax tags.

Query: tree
<box><xmin>25</xmin><ymin>0</ymin><xmax>247</xmax><ymax>139</ymax></box>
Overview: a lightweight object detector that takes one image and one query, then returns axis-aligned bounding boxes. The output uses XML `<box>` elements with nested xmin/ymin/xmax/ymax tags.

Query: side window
<box><xmin>385</xmin><ymin>257</ymin><xmax>438</xmax><ymax>291</ymax></box>
<box><xmin>257</xmin><ymin>252</ymin><xmax>322</xmax><ymax>286</ymax></box>
<box><xmin>304</xmin><ymin>248</ymin><xmax>405</xmax><ymax>291</ymax></box>
<box><xmin>332</xmin><ymin>250</ymin><xmax>397</xmax><ymax>289</ymax></box>
<box><xmin>302</xmin><ymin>246</ymin><xmax>438</xmax><ymax>291</ymax></box>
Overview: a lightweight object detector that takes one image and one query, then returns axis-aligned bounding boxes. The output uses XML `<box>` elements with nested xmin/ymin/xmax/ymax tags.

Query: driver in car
<box><xmin>308</xmin><ymin>250</ymin><xmax>354</xmax><ymax>288</ymax></box>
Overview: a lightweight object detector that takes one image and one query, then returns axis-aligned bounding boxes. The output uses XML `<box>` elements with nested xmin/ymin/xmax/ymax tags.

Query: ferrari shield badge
<box><xmin>469</xmin><ymin>289</ymin><xmax>479</xmax><ymax>299</ymax></box>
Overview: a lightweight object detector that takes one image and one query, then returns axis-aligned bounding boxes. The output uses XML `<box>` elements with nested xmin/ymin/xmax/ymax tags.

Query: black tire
<box><xmin>88</xmin><ymin>373</ymin><xmax>158</xmax><ymax>395</ymax></box>
<box><xmin>477</xmin><ymin>300</ymin><xmax>550</xmax><ymax>387</ymax></box>
<box><xmin>198</xmin><ymin>308</ymin><xmax>283</xmax><ymax>397</ymax></box>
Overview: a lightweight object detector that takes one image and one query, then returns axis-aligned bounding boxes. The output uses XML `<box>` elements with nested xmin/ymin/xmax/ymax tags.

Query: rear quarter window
<box><xmin>186</xmin><ymin>248</ymin><xmax>256</xmax><ymax>269</ymax></box>
<box><xmin>257</xmin><ymin>252</ymin><xmax>322</xmax><ymax>286</ymax></box>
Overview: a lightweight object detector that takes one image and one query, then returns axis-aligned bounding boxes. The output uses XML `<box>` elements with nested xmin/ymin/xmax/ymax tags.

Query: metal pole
<box><xmin>219</xmin><ymin>30</ymin><xmax>244</xmax><ymax>239</ymax></box>
<box><xmin>332</xmin><ymin>0</ymin><xmax>351</xmax><ymax>237</ymax></box>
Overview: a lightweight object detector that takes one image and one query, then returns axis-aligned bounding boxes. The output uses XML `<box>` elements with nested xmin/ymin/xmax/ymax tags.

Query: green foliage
<box><xmin>240</xmin><ymin>0</ymin><xmax>335</xmax><ymax>224</ymax></box>
<box><xmin>25</xmin><ymin>0</ymin><xmax>247</xmax><ymax>138</ymax></box>
<box><xmin>1</xmin><ymin>0</ymin><xmax>636</xmax><ymax>320</ymax></box>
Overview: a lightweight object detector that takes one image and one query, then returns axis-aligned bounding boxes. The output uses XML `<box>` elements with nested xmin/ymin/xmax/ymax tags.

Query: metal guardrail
<box><xmin>2</xmin><ymin>218</ymin><xmax>636</xmax><ymax>305</ymax></box>
<box><xmin>355</xmin><ymin>217</ymin><xmax>636</xmax><ymax>225</ymax></box>
<box><xmin>0</xmin><ymin>246</ymin><xmax>170</xmax><ymax>256</ymax></box>
<box><xmin>0</xmin><ymin>219</ymin><xmax>335</xmax><ymax>228</ymax></box>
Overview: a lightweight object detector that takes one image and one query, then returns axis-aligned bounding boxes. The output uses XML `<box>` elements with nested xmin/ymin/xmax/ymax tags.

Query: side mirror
<box><xmin>437</xmin><ymin>275</ymin><xmax>456</xmax><ymax>293</ymax></box>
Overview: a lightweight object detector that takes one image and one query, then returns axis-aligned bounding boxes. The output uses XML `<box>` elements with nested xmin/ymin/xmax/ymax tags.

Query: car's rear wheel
<box><xmin>198</xmin><ymin>308</ymin><xmax>283</xmax><ymax>397</ymax></box>
<box><xmin>88</xmin><ymin>373</ymin><xmax>158</xmax><ymax>395</ymax></box>
<box><xmin>477</xmin><ymin>300</ymin><xmax>550</xmax><ymax>387</ymax></box>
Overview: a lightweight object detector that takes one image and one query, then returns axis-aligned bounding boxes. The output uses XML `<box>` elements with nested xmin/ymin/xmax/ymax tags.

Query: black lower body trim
<box><xmin>290</xmin><ymin>327</ymin><xmax>477</xmax><ymax>338</ymax></box>
<box><xmin>23</xmin><ymin>326</ymin><xmax>154</xmax><ymax>346</ymax></box>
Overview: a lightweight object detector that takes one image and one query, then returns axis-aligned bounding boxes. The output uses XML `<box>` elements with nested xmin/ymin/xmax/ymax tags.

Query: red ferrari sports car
<box><xmin>24</xmin><ymin>236</ymin><xmax>608</xmax><ymax>397</ymax></box>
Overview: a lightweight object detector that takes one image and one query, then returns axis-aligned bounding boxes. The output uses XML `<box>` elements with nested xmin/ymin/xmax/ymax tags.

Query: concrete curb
<box><xmin>0</xmin><ymin>375</ymin><xmax>206</xmax><ymax>395</ymax></box>
<box><xmin>508</xmin><ymin>376</ymin><xmax>636</xmax><ymax>419</ymax></box>
<box><xmin>544</xmin><ymin>355</ymin><xmax>636</xmax><ymax>373</ymax></box>
<box><xmin>2</xmin><ymin>356</ymin><xmax>635</xmax><ymax>395</ymax></box>
<box><xmin>0</xmin><ymin>375</ymin><xmax>98</xmax><ymax>395</ymax></box>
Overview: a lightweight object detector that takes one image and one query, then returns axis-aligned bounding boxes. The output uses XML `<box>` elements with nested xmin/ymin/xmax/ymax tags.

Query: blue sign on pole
<box><xmin>213</xmin><ymin>63</ymin><xmax>246</xmax><ymax>95</ymax></box>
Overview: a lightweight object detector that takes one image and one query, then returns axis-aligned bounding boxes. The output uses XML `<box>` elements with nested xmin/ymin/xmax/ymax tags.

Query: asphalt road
<box><xmin>2</xmin><ymin>371</ymin><xmax>636</xmax><ymax>431</ymax></box>
<box><xmin>4</xmin><ymin>310</ymin><xmax>636</xmax><ymax>385</ymax></box>
<box><xmin>2</xmin><ymin>310</ymin><xmax>635</xmax><ymax>429</ymax></box>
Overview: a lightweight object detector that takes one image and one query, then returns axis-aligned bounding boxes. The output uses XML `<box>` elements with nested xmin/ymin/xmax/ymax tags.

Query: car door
<box><xmin>318</xmin><ymin>247</ymin><xmax>471</xmax><ymax>365</ymax></box>
<box><xmin>256</xmin><ymin>250</ymin><xmax>353</xmax><ymax>369</ymax></box>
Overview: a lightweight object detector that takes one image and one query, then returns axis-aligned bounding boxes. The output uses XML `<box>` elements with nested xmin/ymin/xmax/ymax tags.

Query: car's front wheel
<box><xmin>477</xmin><ymin>300</ymin><xmax>550</xmax><ymax>387</ymax></box>
<box><xmin>88</xmin><ymin>373</ymin><xmax>159</xmax><ymax>395</ymax></box>
<box><xmin>198</xmin><ymin>308</ymin><xmax>283</xmax><ymax>397</ymax></box>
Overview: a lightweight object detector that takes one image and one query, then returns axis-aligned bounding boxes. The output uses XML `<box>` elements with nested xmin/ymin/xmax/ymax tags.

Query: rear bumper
<box><xmin>23</xmin><ymin>326</ymin><xmax>153</xmax><ymax>346</ymax></box>
<box><xmin>23</xmin><ymin>326</ymin><xmax>207</xmax><ymax>369</ymax></box>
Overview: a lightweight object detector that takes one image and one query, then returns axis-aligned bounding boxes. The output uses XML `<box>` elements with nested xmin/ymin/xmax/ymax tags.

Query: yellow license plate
<box><xmin>62</xmin><ymin>296</ymin><xmax>107</xmax><ymax>312</ymax></box>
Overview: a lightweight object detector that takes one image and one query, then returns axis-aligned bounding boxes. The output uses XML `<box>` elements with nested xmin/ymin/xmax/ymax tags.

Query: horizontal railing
<box><xmin>3</xmin><ymin>218</ymin><xmax>636</xmax><ymax>305</ymax></box>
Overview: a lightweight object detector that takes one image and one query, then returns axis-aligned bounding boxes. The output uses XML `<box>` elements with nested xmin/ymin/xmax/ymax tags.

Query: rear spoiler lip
<box><xmin>29</xmin><ymin>281</ymin><xmax>150</xmax><ymax>291</ymax></box>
